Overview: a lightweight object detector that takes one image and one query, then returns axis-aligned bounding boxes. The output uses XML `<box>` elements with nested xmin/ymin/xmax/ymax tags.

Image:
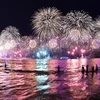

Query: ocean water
<box><xmin>0</xmin><ymin>58</ymin><xmax>100</xmax><ymax>100</ymax></box>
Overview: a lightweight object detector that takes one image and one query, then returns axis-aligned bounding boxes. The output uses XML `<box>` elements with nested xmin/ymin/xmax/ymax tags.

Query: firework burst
<box><xmin>31</xmin><ymin>7</ymin><xmax>62</xmax><ymax>40</ymax></box>
<box><xmin>20</xmin><ymin>36</ymin><xmax>31</xmax><ymax>49</ymax></box>
<box><xmin>62</xmin><ymin>11</ymin><xmax>94</xmax><ymax>45</ymax></box>
<box><xmin>29</xmin><ymin>39</ymin><xmax>37</xmax><ymax>49</ymax></box>
<box><xmin>63</xmin><ymin>11</ymin><xmax>94</xmax><ymax>32</ymax></box>
<box><xmin>94</xmin><ymin>16</ymin><xmax>100</xmax><ymax>34</ymax></box>
<box><xmin>48</xmin><ymin>39</ymin><xmax>58</xmax><ymax>49</ymax></box>
<box><xmin>92</xmin><ymin>39</ymin><xmax>100</xmax><ymax>49</ymax></box>
<box><xmin>0</xmin><ymin>26</ymin><xmax>20</xmax><ymax>44</ymax></box>
<box><xmin>0</xmin><ymin>26</ymin><xmax>21</xmax><ymax>50</ymax></box>
<box><xmin>92</xmin><ymin>30</ymin><xmax>100</xmax><ymax>49</ymax></box>
<box><xmin>91</xmin><ymin>17</ymin><xmax>100</xmax><ymax>49</ymax></box>
<box><xmin>95</xmin><ymin>16</ymin><xmax>100</xmax><ymax>27</ymax></box>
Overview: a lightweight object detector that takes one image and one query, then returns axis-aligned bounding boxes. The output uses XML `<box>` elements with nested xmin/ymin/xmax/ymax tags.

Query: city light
<box><xmin>67</xmin><ymin>47</ymin><xmax>86</xmax><ymax>58</ymax></box>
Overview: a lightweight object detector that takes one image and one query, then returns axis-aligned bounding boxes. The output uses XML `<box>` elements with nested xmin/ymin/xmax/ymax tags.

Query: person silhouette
<box><xmin>57</xmin><ymin>65</ymin><xmax>60</xmax><ymax>74</ymax></box>
<box><xmin>4</xmin><ymin>63</ymin><xmax>7</xmax><ymax>70</ymax></box>
<box><xmin>96</xmin><ymin>64</ymin><xmax>98</xmax><ymax>72</ymax></box>
<box><xmin>92</xmin><ymin>66</ymin><xmax>94</xmax><ymax>73</ymax></box>
<box><xmin>82</xmin><ymin>66</ymin><xmax>85</xmax><ymax>74</ymax></box>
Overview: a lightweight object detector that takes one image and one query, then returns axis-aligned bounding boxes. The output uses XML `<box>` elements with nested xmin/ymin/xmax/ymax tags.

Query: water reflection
<box><xmin>36</xmin><ymin>75</ymin><xmax>50</xmax><ymax>90</ymax></box>
<box><xmin>0</xmin><ymin>58</ymin><xmax>100</xmax><ymax>100</ymax></box>
<box><xmin>35</xmin><ymin>59</ymin><xmax>48</xmax><ymax>71</ymax></box>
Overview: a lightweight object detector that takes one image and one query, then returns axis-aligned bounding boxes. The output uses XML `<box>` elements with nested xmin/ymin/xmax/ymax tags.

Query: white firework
<box><xmin>95</xmin><ymin>31</ymin><xmax>100</xmax><ymax>40</ymax></box>
<box><xmin>60</xmin><ymin>37</ymin><xmax>68</xmax><ymax>48</ymax></box>
<box><xmin>62</xmin><ymin>11</ymin><xmax>94</xmax><ymax>44</ymax></box>
<box><xmin>92</xmin><ymin>17</ymin><xmax>100</xmax><ymax>49</ymax></box>
<box><xmin>92</xmin><ymin>39</ymin><xmax>100</xmax><ymax>49</ymax></box>
<box><xmin>67</xmin><ymin>29</ymin><xmax>92</xmax><ymax>43</ymax></box>
<box><xmin>92</xmin><ymin>31</ymin><xmax>100</xmax><ymax>49</ymax></box>
<box><xmin>94</xmin><ymin>16</ymin><xmax>100</xmax><ymax>34</ymax></box>
<box><xmin>0</xmin><ymin>26</ymin><xmax>20</xmax><ymax>43</ymax></box>
<box><xmin>21</xmin><ymin>36</ymin><xmax>31</xmax><ymax>49</ymax></box>
<box><xmin>31</xmin><ymin>7</ymin><xmax>62</xmax><ymax>40</ymax></box>
<box><xmin>0</xmin><ymin>26</ymin><xmax>21</xmax><ymax>50</ymax></box>
<box><xmin>95</xmin><ymin>16</ymin><xmax>100</xmax><ymax>28</ymax></box>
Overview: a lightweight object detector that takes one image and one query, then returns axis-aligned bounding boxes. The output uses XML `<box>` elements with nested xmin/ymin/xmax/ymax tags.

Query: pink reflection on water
<box><xmin>80</xmin><ymin>58</ymin><xmax>87</xmax><ymax>67</ymax></box>
<box><xmin>0</xmin><ymin>58</ymin><xmax>100</xmax><ymax>100</ymax></box>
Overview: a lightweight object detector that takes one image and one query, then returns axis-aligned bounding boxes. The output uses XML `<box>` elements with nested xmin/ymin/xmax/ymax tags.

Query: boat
<box><xmin>60</xmin><ymin>57</ymin><xmax>69</xmax><ymax>60</ymax></box>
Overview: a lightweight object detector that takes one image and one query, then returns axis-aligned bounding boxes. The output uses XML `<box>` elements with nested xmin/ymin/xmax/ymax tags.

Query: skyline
<box><xmin>0</xmin><ymin>0</ymin><xmax>100</xmax><ymax>36</ymax></box>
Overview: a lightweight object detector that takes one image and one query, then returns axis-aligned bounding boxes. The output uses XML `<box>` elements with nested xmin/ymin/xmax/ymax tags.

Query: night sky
<box><xmin>0</xmin><ymin>0</ymin><xmax>100</xmax><ymax>36</ymax></box>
